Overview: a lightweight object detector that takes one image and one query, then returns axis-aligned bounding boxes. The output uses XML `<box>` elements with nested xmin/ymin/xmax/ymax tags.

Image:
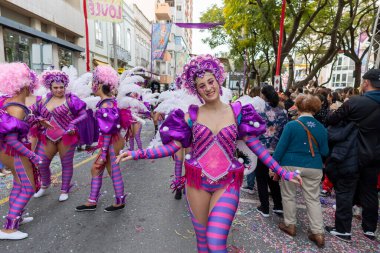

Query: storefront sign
<box><xmin>87</xmin><ymin>0</ymin><xmax>123</xmax><ymax>23</ymax></box>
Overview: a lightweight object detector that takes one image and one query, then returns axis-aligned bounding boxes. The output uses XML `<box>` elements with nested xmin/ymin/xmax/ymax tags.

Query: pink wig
<box><xmin>93</xmin><ymin>66</ymin><xmax>119</xmax><ymax>91</ymax></box>
<box><xmin>41</xmin><ymin>70</ymin><xmax>69</xmax><ymax>89</ymax></box>
<box><xmin>29</xmin><ymin>70</ymin><xmax>39</xmax><ymax>93</ymax></box>
<box><xmin>0</xmin><ymin>62</ymin><xmax>36</xmax><ymax>96</ymax></box>
<box><xmin>180</xmin><ymin>54</ymin><xmax>225</xmax><ymax>101</ymax></box>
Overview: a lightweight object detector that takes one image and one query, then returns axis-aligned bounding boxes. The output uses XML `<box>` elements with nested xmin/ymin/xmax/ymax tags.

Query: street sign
<box><xmin>274</xmin><ymin>75</ymin><xmax>281</xmax><ymax>92</ymax></box>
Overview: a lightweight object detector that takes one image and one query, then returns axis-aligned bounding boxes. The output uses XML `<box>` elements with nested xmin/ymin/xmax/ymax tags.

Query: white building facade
<box><xmin>88</xmin><ymin>2</ymin><xmax>135</xmax><ymax>72</ymax></box>
<box><xmin>0</xmin><ymin>0</ymin><xmax>86</xmax><ymax>73</ymax></box>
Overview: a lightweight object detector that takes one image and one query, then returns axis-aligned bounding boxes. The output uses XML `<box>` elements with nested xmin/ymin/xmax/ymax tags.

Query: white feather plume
<box><xmin>68</xmin><ymin>73</ymin><xmax>93</xmax><ymax>98</ymax></box>
<box><xmin>120</xmin><ymin>66</ymin><xmax>147</xmax><ymax>81</ymax></box>
<box><xmin>118</xmin><ymin>83</ymin><xmax>143</xmax><ymax>97</ymax></box>
<box><xmin>117</xmin><ymin>96</ymin><xmax>147</xmax><ymax>113</ymax></box>
<box><xmin>62</xmin><ymin>65</ymin><xmax>78</xmax><ymax>85</ymax></box>
<box><xmin>33</xmin><ymin>86</ymin><xmax>49</xmax><ymax>97</ymax></box>
<box><xmin>237</xmin><ymin>95</ymin><xmax>266</xmax><ymax>113</ymax></box>
<box><xmin>148</xmin><ymin>130</ymin><xmax>163</xmax><ymax>148</ymax></box>
<box><xmin>236</xmin><ymin>140</ymin><xmax>258</xmax><ymax>175</ymax></box>
<box><xmin>82</xmin><ymin>96</ymin><xmax>101</xmax><ymax>110</ymax></box>
<box><xmin>221</xmin><ymin>87</ymin><xmax>233</xmax><ymax>104</ymax></box>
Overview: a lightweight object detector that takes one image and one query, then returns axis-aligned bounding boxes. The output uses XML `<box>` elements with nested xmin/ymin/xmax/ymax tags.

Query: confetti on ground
<box><xmin>230</xmin><ymin>186</ymin><xmax>380</xmax><ymax>252</ymax></box>
<box><xmin>135</xmin><ymin>225</ymin><xmax>144</xmax><ymax>233</ymax></box>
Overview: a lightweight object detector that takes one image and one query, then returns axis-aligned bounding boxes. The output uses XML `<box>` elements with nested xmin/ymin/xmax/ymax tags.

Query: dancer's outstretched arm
<box><xmin>237</xmin><ymin>103</ymin><xmax>301</xmax><ymax>184</ymax></box>
<box><xmin>245</xmin><ymin>136</ymin><xmax>301</xmax><ymax>184</ymax></box>
<box><xmin>116</xmin><ymin>141</ymin><xmax>182</xmax><ymax>163</ymax></box>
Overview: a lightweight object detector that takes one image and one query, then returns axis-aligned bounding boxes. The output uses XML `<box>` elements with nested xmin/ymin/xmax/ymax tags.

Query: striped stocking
<box><xmin>4</xmin><ymin>156</ymin><xmax>34</xmax><ymax>229</ymax></box>
<box><xmin>206</xmin><ymin>188</ymin><xmax>240</xmax><ymax>252</ymax></box>
<box><xmin>35</xmin><ymin>141</ymin><xmax>52</xmax><ymax>188</ymax></box>
<box><xmin>60</xmin><ymin>145</ymin><xmax>76</xmax><ymax>193</ymax></box>
<box><xmin>109</xmin><ymin>145</ymin><xmax>125</xmax><ymax>204</ymax></box>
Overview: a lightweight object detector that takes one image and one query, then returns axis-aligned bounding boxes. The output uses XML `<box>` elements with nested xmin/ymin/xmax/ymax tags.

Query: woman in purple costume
<box><xmin>76</xmin><ymin>66</ymin><xmax>127</xmax><ymax>212</ymax></box>
<box><xmin>117</xmin><ymin>55</ymin><xmax>302</xmax><ymax>252</ymax></box>
<box><xmin>77</xmin><ymin>108</ymin><xmax>99</xmax><ymax>151</ymax></box>
<box><xmin>0</xmin><ymin>63</ymin><xmax>42</xmax><ymax>240</ymax></box>
<box><xmin>33</xmin><ymin>70</ymin><xmax>87</xmax><ymax>202</ymax></box>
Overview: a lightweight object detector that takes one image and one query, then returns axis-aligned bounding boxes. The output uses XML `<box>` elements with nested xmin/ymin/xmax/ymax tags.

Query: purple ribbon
<box><xmin>174</xmin><ymin>23</ymin><xmax>223</xmax><ymax>29</ymax></box>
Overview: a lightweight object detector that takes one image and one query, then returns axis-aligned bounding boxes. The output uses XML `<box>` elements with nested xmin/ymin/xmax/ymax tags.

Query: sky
<box><xmin>129</xmin><ymin>0</ymin><xmax>229</xmax><ymax>55</ymax></box>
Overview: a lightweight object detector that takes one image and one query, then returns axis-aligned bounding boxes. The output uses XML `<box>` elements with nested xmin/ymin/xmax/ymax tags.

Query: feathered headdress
<box><xmin>41</xmin><ymin>70</ymin><xmax>69</xmax><ymax>89</ymax></box>
<box><xmin>180</xmin><ymin>54</ymin><xmax>225</xmax><ymax>101</ymax></box>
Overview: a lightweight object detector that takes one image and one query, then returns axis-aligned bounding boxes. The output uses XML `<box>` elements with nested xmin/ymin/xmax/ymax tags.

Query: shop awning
<box><xmin>0</xmin><ymin>16</ymin><xmax>84</xmax><ymax>52</ymax></box>
<box><xmin>93</xmin><ymin>59</ymin><xmax>109</xmax><ymax>66</ymax></box>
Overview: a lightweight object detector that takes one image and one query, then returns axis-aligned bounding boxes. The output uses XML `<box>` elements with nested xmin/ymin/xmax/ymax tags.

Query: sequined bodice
<box><xmin>40</xmin><ymin>103</ymin><xmax>73</xmax><ymax>130</ymax></box>
<box><xmin>188</xmin><ymin>122</ymin><xmax>240</xmax><ymax>182</ymax></box>
<box><xmin>192</xmin><ymin>122</ymin><xmax>238</xmax><ymax>159</ymax></box>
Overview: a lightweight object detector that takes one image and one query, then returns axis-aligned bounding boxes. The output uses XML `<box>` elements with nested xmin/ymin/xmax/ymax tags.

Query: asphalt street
<box><xmin>0</xmin><ymin>122</ymin><xmax>379</xmax><ymax>253</ymax></box>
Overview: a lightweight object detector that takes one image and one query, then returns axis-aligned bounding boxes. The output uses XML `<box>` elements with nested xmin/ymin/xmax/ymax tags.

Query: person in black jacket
<box><xmin>325</xmin><ymin>69</ymin><xmax>380</xmax><ymax>242</ymax></box>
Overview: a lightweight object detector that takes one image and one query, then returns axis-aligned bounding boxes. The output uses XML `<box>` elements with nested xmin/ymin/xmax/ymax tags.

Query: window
<box><xmin>342</xmin><ymin>73</ymin><xmax>347</xmax><ymax>82</ymax></box>
<box><xmin>177</xmin><ymin>5</ymin><xmax>182</xmax><ymax>11</ymax></box>
<box><xmin>336</xmin><ymin>74</ymin><xmax>341</xmax><ymax>82</ymax></box>
<box><xmin>4</xmin><ymin>29</ymin><xmax>33</xmax><ymax>67</ymax></box>
<box><xmin>95</xmin><ymin>21</ymin><xmax>103</xmax><ymax>47</ymax></box>
<box><xmin>114</xmin><ymin>23</ymin><xmax>122</xmax><ymax>46</ymax></box>
<box><xmin>337</xmin><ymin>56</ymin><xmax>343</xmax><ymax>66</ymax></box>
<box><xmin>126</xmin><ymin>29</ymin><xmax>131</xmax><ymax>52</ymax></box>
<box><xmin>58</xmin><ymin>47</ymin><xmax>73</xmax><ymax>68</ymax></box>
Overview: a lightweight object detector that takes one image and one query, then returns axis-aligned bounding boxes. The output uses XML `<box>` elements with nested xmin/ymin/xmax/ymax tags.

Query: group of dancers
<box><xmin>0</xmin><ymin>55</ymin><xmax>301</xmax><ymax>252</ymax></box>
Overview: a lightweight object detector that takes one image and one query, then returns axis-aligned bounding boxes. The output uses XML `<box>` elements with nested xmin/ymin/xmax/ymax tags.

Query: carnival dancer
<box><xmin>25</xmin><ymin>79</ymin><xmax>49</xmax><ymax>151</ymax></box>
<box><xmin>33</xmin><ymin>70</ymin><xmax>87</xmax><ymax>202</ymax></box>
<box><xmin>76</xmin><ymin>65</ymin><xmax>128</xmax><ymax>212</ymax></box>
<box><xmin>0</xmin><ymin>63</ymin><xmax>42</xmax><ymax>240</ymax></box>
<box><xmin>116</xmin><ymin>55</ymin><xmax>301</xmax><ymax>252</ymax></box>
<box><xmin>117</xmin><ymin>75</ymin><xmax>150</xmax><ymax>150</ymax></box>
<box><xmin>63</xmin><ymin>66</ymin><xmax>98</xmax><ymax>151</ymax></box>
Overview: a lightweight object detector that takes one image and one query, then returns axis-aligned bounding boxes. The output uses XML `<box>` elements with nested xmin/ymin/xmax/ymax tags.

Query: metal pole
<box><xmin>83</xmin><ymin>0</ymin><xmax>90</xmax><ymax>71</ymax></box>
<box><xmin>275</xmin><ymin>0</ymin><xmax>286</xmax><ymax>76</ymax></box>
<box><xmin>112</xmin><ymin>23</ymin><xmax>118</xmax><ymax>69</ymax></box>
<box><xmin>366</xmin><ymin>6</ymin><xmax>380</xmax><ymax>71</ymax></box>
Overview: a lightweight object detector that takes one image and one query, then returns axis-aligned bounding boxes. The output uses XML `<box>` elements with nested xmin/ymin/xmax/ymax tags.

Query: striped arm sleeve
<box><xmin>130</xmin><ymin>141</ymin><xmax>181</xmax><ymax>160</ymax></box>
<box><xmin>245</xmin><ymin>137</ymin><xmax>297</xmax><ymax>181</ymax></box>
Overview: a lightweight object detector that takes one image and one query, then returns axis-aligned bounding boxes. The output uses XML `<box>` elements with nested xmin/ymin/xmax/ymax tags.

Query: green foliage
<box><xmin>200</xmin><ymin>0</ymin><xmax>378</xmax><ymax>88</ymax></box>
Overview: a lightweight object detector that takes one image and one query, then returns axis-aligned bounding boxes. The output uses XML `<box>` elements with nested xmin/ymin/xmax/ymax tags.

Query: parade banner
<box><xmin>152</xmin><ymin>23</ymin><xmax>172</xmax><ymax>60</ymax></box>
<box><xmin>87</xmin><ymin>0</ymin><xmax>123</xmax><ymax>23</ymax></box>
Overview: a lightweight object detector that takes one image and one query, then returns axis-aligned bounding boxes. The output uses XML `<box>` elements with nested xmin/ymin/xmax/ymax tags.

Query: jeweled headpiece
<box><xmin>41</xmin><ymin>70</ymin><xmax>69</xmax><ymax>89</ymax></box>
<box><xmin>180</xmin><ymin>54</ymin><xmax>225</xmax><ymax>100</ymax></box>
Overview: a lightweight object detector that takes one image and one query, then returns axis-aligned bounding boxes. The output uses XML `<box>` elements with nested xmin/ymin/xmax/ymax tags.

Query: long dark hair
<box><xmin>261</xmin><ymin>85</ymin><xmax>279</xmax><ymax>107</ymax></box>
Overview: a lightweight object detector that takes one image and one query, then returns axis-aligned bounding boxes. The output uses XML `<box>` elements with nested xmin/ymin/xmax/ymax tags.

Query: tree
<box><xmin>339</xmin><ymin>0</ymin><xmax>377</xmax><ymax>88</ymax></box>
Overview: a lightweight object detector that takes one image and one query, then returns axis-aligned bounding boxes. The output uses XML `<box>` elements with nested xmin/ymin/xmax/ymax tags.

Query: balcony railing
<box><xmin>110</xmin><ymin>44</ymin><xmax>131</xmax><ymax>62</ymax></box>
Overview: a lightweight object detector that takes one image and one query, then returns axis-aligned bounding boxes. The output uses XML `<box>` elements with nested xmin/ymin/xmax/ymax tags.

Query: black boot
<box><xmin>174</xmin><ymin>189</ymin><xmax>182</xmax><ymax>200</ymax></box>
